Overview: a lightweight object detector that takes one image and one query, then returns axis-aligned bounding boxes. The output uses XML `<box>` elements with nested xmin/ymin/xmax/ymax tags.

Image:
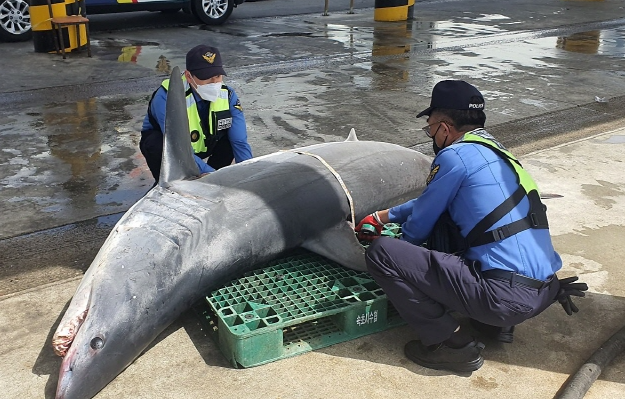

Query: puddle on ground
<box><xmin>87</xmin><ymin>18</ymin><xmax>625</xmax><ymax>100</ymax></box>
<box><xmin>0</xmin><ymin>96</ymin><xmax>151</xmax><ymax>237</ymax></box>
<box><xmin>274</xmin><ymin>18</ymin><xmax>625</xmax><ymax>97</ymax></box>
<box><xmin>93</xmin><ymin>39</ymin><xmax>182</xmax><ymax>74</ymax></box>
<box><xmin>117</xmin><ymin>45</ymin><xmax>178</xmax><ymax>75</ymax></box>
<box><xmin>96</xmin><ymin>213</ymin><xmax>124</xmax><ymax>227</ymax></box>
<box><xmin>557</xmin><ymin>28</ymin><xmax>625</xmax><ymax>56</ymax></box>
<box><xmin>598</xmin><ymin>135</ymin><xmax>625</xmax><ymax>144</ymax></box>
<box><xmin>206</xmin><ymin>19</ymin><xmax>625</xmax><ymax>143</ymax></box>
<box><xmin>580</xmin><ymin>180</ymin><xmax>624</xmax><ymax>210</ymax></box>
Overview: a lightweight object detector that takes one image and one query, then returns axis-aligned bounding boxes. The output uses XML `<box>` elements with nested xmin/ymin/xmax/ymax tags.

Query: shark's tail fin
<box><xmin>345</xmin><ymin>128</ymin><xmax>358</xmax><ymax>142</ymax></box>
<box><xmin>159</xmin><ymin>66</ymin><xmax>200</xmax><ymax>188</ymax></box>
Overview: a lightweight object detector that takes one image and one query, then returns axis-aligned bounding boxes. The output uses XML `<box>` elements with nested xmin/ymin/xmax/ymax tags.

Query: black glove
<box><xmin>555</xmin><ymin>276</ymin><xmax>588</xmax><ymax>315</ymax></box>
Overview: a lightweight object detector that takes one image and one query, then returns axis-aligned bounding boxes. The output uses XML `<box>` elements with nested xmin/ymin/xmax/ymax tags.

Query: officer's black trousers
<box><xmin>365</xmin><ymin>237</ymin><xmax>560</xmax><ymax>346</ymax></box>
<box><xmin>139</xmin><ymin>130</ymin><xmax>234</xmax><ymax>182</ymax></box>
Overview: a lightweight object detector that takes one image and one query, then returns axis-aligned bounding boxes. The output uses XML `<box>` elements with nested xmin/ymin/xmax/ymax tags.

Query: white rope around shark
<box><xmin>282</xmin><ymin>149</ymin><xmax>356</xmax><ymax>228</ymax></box>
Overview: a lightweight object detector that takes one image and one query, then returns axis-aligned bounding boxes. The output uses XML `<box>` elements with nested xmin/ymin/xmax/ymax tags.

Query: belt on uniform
<box><xmin>482</xmin><ymin>269</ymin><xmax>552</xmax><ymax>289</ymax></box>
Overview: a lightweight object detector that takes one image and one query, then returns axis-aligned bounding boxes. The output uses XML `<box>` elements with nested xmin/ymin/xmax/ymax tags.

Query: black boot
<box><xmin>470</xmin><ymin>319</ymin><xmax>515</xmax><ymax>343</ymax></box>
<box><xmin>404</xmin><ymin>340</ymin><xmax>485</xmax><ymax>372</ymax></box>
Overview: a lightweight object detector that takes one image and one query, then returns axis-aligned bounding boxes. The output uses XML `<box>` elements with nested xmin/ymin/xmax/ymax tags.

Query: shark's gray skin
<box><xmin>51</xmin><ymin>67</ymin><xmax>432</xmax><ymax>399</ymax></box>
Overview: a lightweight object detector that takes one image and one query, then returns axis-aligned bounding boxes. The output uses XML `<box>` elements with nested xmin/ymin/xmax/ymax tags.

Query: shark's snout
<box><xmin>56</xmin><ymin>331</ymin><xmax>109</xmax><ymax>399</ymax></box>
<box><xmin>56</xmin><ymin>351</ymin><xmax>75</xmax><ymax>399</ymax></box>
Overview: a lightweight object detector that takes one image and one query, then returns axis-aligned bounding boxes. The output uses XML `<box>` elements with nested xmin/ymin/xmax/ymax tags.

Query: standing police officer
<box><xmin>355</xmin><ymin>80</ymin><xmax>586</xmax><ymax>372</ymax></box>
<box><xmin>140</xmin><ymin>44</ymin><xmax>253</xmax><ymax>184</ymax></box>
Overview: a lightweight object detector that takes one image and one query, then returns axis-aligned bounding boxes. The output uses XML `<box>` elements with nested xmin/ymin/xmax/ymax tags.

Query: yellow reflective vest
<box><xmin>159</xmin><ymin>76</ymin><xmax>232</xmax><ymax>157</ymax></box>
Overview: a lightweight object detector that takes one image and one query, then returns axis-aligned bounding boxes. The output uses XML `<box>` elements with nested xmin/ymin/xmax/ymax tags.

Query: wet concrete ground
<box><xmin>1</xmin><ymin>0</ymin><xmax>625</xmax><ymax>397</ymax></box>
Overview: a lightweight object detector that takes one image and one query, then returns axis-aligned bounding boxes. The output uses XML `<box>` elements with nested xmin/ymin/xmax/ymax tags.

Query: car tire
<box><xmin>0</xmin><ymin>0</ymin><xmax>32</xmax><ymax>42</ymax></box>
<box><xmin>191</xmin><ymin>0</ymin><xmax>233</xmax><ymax>26</ymax></box>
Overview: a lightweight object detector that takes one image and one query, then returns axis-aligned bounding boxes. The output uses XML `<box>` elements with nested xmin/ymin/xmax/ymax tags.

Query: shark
<box><xmin>51</xmin><ymin>66</ymin><xmax>433</xmax><ymax>399</ymax></box>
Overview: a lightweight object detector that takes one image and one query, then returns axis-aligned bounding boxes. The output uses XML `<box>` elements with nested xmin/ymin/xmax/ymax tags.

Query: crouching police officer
<box><xmin>355</xmin><ymin>80</ymin><xmax>587</xmax><ymax>373</ymax></box>
<box><xmin>140</xmin><ymin>44</ymin><xmax>253</xmax><ymax>184</ymax></box>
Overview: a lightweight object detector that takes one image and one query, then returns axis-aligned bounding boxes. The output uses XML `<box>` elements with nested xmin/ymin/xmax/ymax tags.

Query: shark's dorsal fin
<box><xmin>159</xmin><ymin>66</ymin><xmax>200</xmax><ymax>188</ymax></box>
<box><xmin>345</xmin><ymin>128</ymin><xmax>358</xmax><ymax>142</ymax></box>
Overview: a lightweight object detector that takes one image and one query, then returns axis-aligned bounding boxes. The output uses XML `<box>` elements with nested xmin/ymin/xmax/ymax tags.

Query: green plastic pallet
<box><xmin>196</xmin><ymin>249</ymin><xmax>405</xmax><ymax>368</ymax></box>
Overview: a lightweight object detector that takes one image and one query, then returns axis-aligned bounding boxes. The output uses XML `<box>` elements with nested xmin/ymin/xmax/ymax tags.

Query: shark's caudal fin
<box><xmin>159</xmin><ymin>66</ymin><xmax>200</xmax><ymax>187</ymax></box>
<box><xmin>345</xmin><ymin>128</ymin><xmax>358</xmax><ymax>142</ymax></box>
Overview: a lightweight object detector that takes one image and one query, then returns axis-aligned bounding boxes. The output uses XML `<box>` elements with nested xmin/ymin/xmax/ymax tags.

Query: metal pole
<box><xmin>349</xmin><ymin>0</ymin><xmax>354</xmax><ymax>14</ymax></box>
<box><xmin>323</xmin><ymin>0</ymin><xmax>329</xmax><ymax>16</ymax></box>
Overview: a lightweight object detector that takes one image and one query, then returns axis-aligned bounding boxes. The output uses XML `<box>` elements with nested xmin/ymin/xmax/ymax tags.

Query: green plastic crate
<box><xmin>196</xmin><ymin>249</ymin><xmax>405</xmax><ymax>368</ymax></box>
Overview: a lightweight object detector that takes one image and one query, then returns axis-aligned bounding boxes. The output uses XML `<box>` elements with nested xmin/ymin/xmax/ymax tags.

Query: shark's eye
<box><xmin>90</xmin><ymin>337</ymin><xmax>104</xmax><ymax>350</ymax></box>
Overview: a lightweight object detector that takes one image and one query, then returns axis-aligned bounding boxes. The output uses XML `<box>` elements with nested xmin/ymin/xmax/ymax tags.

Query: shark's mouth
<box><xmin>52</xmin><ymin>307</ymin><xmax>88</xmax><ymax>357</ymax></box>
<box><xmin>52</xmin><ymin>284</ymin><xmax>92</xmax><ymax>357</ymax></box>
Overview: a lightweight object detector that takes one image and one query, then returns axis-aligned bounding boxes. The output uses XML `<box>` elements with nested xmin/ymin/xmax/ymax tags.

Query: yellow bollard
<box><xmin>31</xmin><ymin>0</ymin><xmax>86</xmax><ymax>54</ymax></box>
<box><xmin>374</xmin><ymin>0</ymin><xmax>410</xmax><ymax>22</ymax></box>
<box><xmin>31</xmin><ymin>0</ymin><xmax>58</xmax><ymax>53</ymax></box>
<box><xmin>407</xmin><ymin>0</ymin><xmax>415</xmax><ymax>20</ymax></box>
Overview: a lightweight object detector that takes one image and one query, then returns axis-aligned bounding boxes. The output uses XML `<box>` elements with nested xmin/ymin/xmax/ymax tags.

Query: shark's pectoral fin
<box><xmin>302</xmin><ymin>221</ymin><xmax>367</xmax><ymax>272</ymax></box>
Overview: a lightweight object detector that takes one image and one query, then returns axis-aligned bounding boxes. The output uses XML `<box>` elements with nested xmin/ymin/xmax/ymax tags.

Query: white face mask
<box><xmin>190</xmin><ymin>76</ymin><xmax>222</xmax><ymax>101</ymax></box>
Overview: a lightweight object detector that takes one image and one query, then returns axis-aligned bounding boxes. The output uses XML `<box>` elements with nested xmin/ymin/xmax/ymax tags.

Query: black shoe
<box><xmin>470</xmin><ymin>319</ymin><xmax>515</xmax><ymax>343</ymax></box>
<box><xmin>404</xmin><ymin>340</ymin><xmax>485</xmax><ymax>372</ymax></box>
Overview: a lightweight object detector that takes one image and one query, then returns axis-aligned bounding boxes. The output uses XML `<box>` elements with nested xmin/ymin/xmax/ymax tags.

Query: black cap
<box><xmin>186</xmin><ymin>45</ymin><xmax>227</xmax><ymax>80</ymax></box>
<box><xmin>416</xmin><ymin>80</ymin><xmax>485</xmax><ymax>118</ymax></box>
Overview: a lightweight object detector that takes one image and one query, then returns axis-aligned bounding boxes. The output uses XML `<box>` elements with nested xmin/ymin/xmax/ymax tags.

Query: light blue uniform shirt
<box><xmin>388</xmin><ymin>131</ymin><xmax>562</xmax><ymax>281</ymax></box>
<box><xmin>141</xmin><ymin>84</ymin><xmax>253</xmax><ymax>174</ymax></box>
